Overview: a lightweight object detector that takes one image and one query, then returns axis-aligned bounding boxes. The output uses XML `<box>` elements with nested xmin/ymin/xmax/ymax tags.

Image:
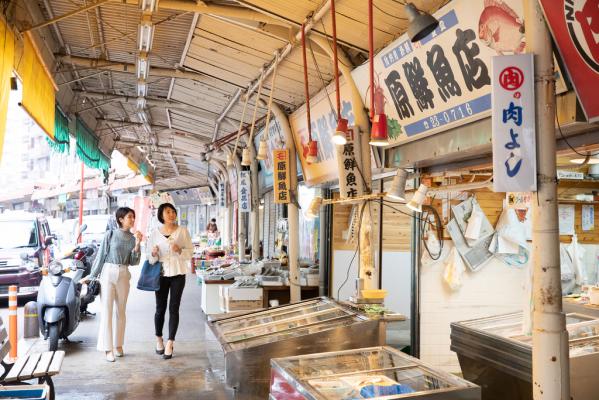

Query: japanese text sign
<box><xmin>351</xmin><ymin>0</ymin><xmax>526</xmax><ymax>146</ymax></box>
<box><xmin>492</xmin><ymin>54</ymin><xmax>536</xmax><ymax>192</ymax></box>
<box><xmin>238</xmin><ymin>171</ymin><xmax>251</xmax><ymax>213</ymax></box>
<box><xmin>336</xmin><ymin>128</ymin><xmax>365</xmax><ymax>198</ymax></box>
<box><xmin>289</xmin><ymin>75</ymin><xmax>356</xmax><ymax>186</ymax></box>
<box><xmin>539</xmin><ymin>0</ymin><xmax>599</xmax><ymax>122</ymax></box>
<box><xmin>273</xmin><ymin>149</ymin><xmax>290</xmax><ymax>204</ymax></box>
<box><xmin>219</xmin><ymin>182</ymin><xmax>226</xmax><ymax>208</ymax></box>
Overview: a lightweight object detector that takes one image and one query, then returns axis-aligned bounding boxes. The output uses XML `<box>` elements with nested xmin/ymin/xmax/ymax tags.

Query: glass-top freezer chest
<box><xmin>209</xmin><ymin>297</ymin><xmax>386</xmax><ymax>397</ymax></box>
<box><xmin>270</xmin><ymin>346</ymin><xmax>480</xmax><ymax>400</ymax></box>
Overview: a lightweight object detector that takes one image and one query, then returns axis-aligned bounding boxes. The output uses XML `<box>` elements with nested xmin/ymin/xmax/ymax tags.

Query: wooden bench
<box><xmin>0</xmin><ymin>317</ymin><xmax>63</xmax><ymax>400</ymax></box>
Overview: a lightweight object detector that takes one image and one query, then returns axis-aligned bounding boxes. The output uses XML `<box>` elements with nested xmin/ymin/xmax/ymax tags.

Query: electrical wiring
<box><xmin>556</xmin><ymin>104</ymin><xmax>594</xmax><ymax>158</ymax></box>
<box><xmin>308</xmin><ymin>40</ymin><xmax>337</xmax><ymax>121</ymax></box>
<box><xmin>373</xmin><ymin>2</ymin><xmax>408</xmax><ymax>21</ymax></box>
<box><xmin>337</xmin><ymin>201</ymin><xmax>366</xmax><ymax>300</ymax></box>
<box><xmin>420</xmin><ymin>204</ymin><xmax>444</xmax><ymax>260</ymax></box>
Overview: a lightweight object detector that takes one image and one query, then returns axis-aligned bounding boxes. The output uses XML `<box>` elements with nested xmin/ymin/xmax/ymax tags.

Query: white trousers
<box><xmin>97</xmin><ymin>263</ymin><xmax>131</xmax><ymax>351</ymax></box>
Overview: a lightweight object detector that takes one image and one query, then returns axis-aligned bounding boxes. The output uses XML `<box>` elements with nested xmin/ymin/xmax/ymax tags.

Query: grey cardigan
<box><xmin>89</xmin><ymin>229</ymin><xmax>141</xmax><ymax>279</ymax></box>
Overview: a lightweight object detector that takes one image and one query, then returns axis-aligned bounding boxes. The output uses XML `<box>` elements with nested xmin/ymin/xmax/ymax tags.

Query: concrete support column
<box><xmin>270</xmin><ymin>104</ymin><xmax>301</xmax><ymax>302</ymax></box>
<box><xmin>525</xmin><ymin>1</ymin><xmax>570</xmax><ymax>399</ymax></box>
<box><xmin>233</xmin><ymin>154</ymin><xmax>247</xmax><ymax>262</ymax></box>
<box><xmin>311</xmin><ymin>36</ymin><xmax>377</xmax><ymax>290</ymax></box>
<box><xmin>250</xmin><ymin>145</ymin><xmax>260</xmax><ymax>260</ymax></box>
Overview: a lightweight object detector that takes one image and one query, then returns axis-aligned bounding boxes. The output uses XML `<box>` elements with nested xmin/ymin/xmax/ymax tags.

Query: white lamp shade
<box><xmin>306</xmin><ymin>154</ymin><xmax>318</xmax><ymax>164</ymax></box>
<box><xmin>256</xmin><ymin>140</ymin><xmax>268</xmax><ymax>161</ymax></box>
<box><xmin>306</xmin><ymin>196</ymin><xmax>323</xmax><ymax>219</ymax></box>
<box><xmin>387</xmin><ymin>169</ymin><xmax>408</xmax><ymax>201</ymax></box>
<box><xmin>226</xmin><ymin>153</ymin><xmax>234</xmax><ymax>167</ymax></box>
<box><xmin>407</xmin><ymin>184</ymin><xmax>428</xmax><ymax>213</ymax></box>
<box><xmin>331</xmin><ymin>131</ymin><xmax>347</xmax><ymax>145</ymax></box>
<box><xmin>241</xmin><ymin>148</ymin><xmax>251</xmax><ymax>166</ymax></box>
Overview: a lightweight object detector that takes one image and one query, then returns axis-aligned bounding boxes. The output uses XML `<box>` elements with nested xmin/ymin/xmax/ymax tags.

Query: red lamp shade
<box><xmin>306</xmin><ymin>140</ymin><xmax>318</xmax><ymax>164</ymax></box>
<box><xmin>369</xmin><ymin>113</ymin><xmax>389</xmax><ymax>146</ymax></box>
<box><xmin>332</xmin><ymin>118</ymin><xmax>348</xmax><ymax>145</ymax></box>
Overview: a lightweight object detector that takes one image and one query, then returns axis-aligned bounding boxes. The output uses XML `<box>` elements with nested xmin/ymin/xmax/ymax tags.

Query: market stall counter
<box><xmin>451</xmin><ymin>312</ymin><xmax>599</xmax><ymax>400</ymax></box>
<box><xmin>269</xmin><ymin>346</ymin><xmax>480</xmax><ymax>400</ymax></box>
<box><xmin>208</xmin><ymin>297</ymin><xmax>387</xmax><ymax>397</ymax></box>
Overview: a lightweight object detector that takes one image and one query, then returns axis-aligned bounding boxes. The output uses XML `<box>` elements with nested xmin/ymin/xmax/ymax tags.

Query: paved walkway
<box><xmin>27</xmin><ymin>268</ymin><xmax>237</xmax><ymax>400</ymax></box>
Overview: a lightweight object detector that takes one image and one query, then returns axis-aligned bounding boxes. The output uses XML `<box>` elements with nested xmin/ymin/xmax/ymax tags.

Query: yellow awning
<box><xmin>16</xmin><ymin>33</ymin><xmax>55</xmax><ymax>140</ymax></box>
<box><xmin>0</xmin><ymin>19</ymin><xmax>14</xmax><ymax>162</ymax></box>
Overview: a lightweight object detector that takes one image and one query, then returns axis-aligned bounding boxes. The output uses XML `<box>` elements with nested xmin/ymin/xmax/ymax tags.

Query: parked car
<box><xmin>0</xmin><ymin>211</ymin><xmax>52</xmax><ymax>298</ymax></box>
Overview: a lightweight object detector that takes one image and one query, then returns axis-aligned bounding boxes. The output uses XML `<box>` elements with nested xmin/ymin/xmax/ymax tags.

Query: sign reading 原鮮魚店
<box><xmin>351</xmin><ymin>0</ymin><xmax>527</xmax><ymax>147</ymax></box>
<box><xmin>492</xmin><ymin>54</ymin><xmax>536</xmax><ymax>193</ymax></box>
<box><xmin>273</xmin><ymin>149</ymin><xmax>290</xmax><ymax>204</ymax></box>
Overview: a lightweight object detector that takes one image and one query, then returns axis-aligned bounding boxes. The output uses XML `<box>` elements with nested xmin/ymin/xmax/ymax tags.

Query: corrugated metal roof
<box><xmin>36</xmin><ymin>0</ymin><xmax>445</xmax><ymax>189</ymax></box>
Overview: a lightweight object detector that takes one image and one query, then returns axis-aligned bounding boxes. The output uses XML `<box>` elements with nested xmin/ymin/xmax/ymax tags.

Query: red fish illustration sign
<box><xmin>539</xmin><ymin>0</ymin><xmax>599</xmax><ymax>122</ymax></box>
<box><xmin>351</xmin><ymin>0</ymin><xmax>527</xmax><ymax>146</ymax></box>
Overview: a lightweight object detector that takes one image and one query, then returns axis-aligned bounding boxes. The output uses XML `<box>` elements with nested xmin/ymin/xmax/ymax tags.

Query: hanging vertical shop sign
<box><xmin>351</xmin><ymin>0</ymin><xmax>527</xmax><ymax>147</ymax></box>
<box><xmin>336</xmin><ymin>127</ymin><xmax>365</xmax><ymax>198</ymax></box>
<box><xmin>239</xmin><ymin>171</ymin><xmax>251</xmax><ymax>212</ymax></box>
<box><xmin>492</xmin><ymin>54</ymin><xmax>536</xmax><ymax>192</ymax></box>
<box><xmin>539</xmin><ymin>0</ymin><xmax>599</xmax><ymax>122</ymax></box>
<box><xmin>289</xmin><ymin>76</ymin><xmax>356</xmax><ymax>186</ymax></box>
<box><xmin>273</xmin><ymin>149</ymin><xmax>290</xmax><ymax>204</ymax></box>
<box><xmin>219</xmin><ymin>182</ymin><xmax>226</xmax><ymax>208</ymax></box>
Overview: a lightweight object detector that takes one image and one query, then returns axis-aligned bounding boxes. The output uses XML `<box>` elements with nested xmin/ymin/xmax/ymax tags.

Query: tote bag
<box><xmin>137</xmin><ymin>260</ymin><xmax>162</xmax><ymax>291</ymax></box>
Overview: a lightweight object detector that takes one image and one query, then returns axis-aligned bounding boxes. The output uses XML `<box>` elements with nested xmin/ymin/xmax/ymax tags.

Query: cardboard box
<box><xmin>224</xmin><ymin>298</ymin><xmax>263</xmax><ymax>312</ymax></box>
<box><xmin>225</xmin><ymin>287</ymin><xmax>262</xmax><ymax>301</ymax></box>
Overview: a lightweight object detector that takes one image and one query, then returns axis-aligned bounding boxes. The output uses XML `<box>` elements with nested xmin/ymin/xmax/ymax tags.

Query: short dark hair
<box><xmin>157</xmin><ymin>203</ymin><xmax>177</xmax><ymax>224</ymax></box>
<box><xmin>211</xmin><ymin>218</ymin><xmax>216</xmax><ymax>223</ymax></box>
<box><xmin>115</xmin><ymin>207</ymin><xmax>135</xmax><ymax>228</ymax></box>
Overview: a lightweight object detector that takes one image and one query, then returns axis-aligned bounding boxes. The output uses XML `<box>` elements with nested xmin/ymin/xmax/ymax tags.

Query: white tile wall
<box><xmin>420</xmin><ymin>242</ymin><xmax>529</xmax><ymax>373</ymax></box>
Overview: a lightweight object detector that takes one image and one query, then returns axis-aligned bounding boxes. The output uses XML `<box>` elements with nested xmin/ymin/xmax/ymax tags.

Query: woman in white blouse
<box><xmin>146</xmin><ymin>203</ymin><xmax>193</xmax><ymax>359</ymax></box>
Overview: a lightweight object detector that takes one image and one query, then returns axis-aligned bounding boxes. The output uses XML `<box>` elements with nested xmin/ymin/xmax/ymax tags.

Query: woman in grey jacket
<box><xmin>84</xmin><ymin>207</ymin><xmax>142</xmax><ymax>362</ymax></box>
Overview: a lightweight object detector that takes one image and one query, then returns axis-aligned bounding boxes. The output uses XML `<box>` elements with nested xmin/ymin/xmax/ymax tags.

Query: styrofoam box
<box><xmin>225</xmin><ymin>287</ymin><xmax>263</xmax><ymax>301</ymax></box>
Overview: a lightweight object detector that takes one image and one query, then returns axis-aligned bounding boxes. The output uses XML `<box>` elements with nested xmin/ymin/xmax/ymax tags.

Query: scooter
<box><xmin>62</xmin><ymin>240</ymin><xmax>98</xmax><ymax>314</ymax></box>
<box><xmin>37</xmin><ymin>224</ymin><xmax>89</xmax><ymax>351</ymax></box>
<box><xmin>37</xmin><ymin>257</ymin><xmax>84</xmax><ymax>351</ymax></box>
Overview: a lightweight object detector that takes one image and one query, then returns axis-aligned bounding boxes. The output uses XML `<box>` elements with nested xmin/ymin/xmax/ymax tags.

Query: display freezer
<box><xmin>451</xmin><ymin>312</ymin><xmax>599</xmax><ymax>400</ymax></box>
<box><xmin>208</xmin><ymin>297</ymin><xmax>386</xmax><ymax>397</ymax></box>
<box><xmin>269</xmin><ymin>346</ymin><xmax>480</xmax><ymax>400</ymax></box>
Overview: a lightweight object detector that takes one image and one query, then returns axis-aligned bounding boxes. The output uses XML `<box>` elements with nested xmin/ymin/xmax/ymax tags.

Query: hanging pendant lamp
<box><xmin>332</xmin><ymin>118</ymin><xmax>348</xmax><ymax>145</ymax></box>
<box><xmin>226</xmin><ymin>153</ymin><xmax>234</xmax><ymax>168</ymax></box>
<box><xmin>387</xmin><ymin>168</ymin><xmax>408</xmax><ymax>201</ymax></box>
<box><xmin>405</xmin><ymin>3</ymin><xmax>439</xmax><ymax>43</ymax></box>
<box><xmin>257</xmin><ymin>51</ymin><xmax>280</xmax><ymax>161</ymax></box>
<box><xmin>329</xmin><ymin>0</ymin><xmax>348</xmax><ymax>147</ymax></box>
<box><xmin>301</xmin><ymin>23</ymin><xmax>318</xmax><ymax>164</ymax></box>
<box><xmin>256</xmin><ymin>139</ymin><xmax>268</xmax><ymax>161</ymax></box>
<box><xmin>407</xmin><ymin>184</ymin><xmax>429</xmax><ymax>213</ymax></box>
<box><xmin>241</xmin><ymin>147</ymin><xmax>251</xmax><ymax>166</ymax></box>
<box><xmin>367</xmin><ymin>0</ymin><xmax>389</xmax><ymax>147</ymax></box>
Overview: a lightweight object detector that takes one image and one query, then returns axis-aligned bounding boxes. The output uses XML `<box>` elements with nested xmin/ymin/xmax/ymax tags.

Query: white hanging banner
<box><xmin>238</xmin><ymin>171</ymin><xmax>251</xmax><ymax>213</ymax></box>
<box><xmin>492</xmin><ymin>54</ymin><xmax>536</xmax><ymax>192</ymax></box>
<box><xmin>335</xmin><ymin>127</ymin><xmax>365</xmax><ymax>199</ymax></box>
<box><xmin>219</xmin><ymin>182</ymin><xmax>226</xmax><ymax>208</ymax></box>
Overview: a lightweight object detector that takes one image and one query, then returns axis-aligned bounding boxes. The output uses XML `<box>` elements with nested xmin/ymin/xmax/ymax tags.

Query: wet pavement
<box><xmin>27</xmin><ymin>268</ymin><xmax>238</xmax><ymax>400</ymax></box>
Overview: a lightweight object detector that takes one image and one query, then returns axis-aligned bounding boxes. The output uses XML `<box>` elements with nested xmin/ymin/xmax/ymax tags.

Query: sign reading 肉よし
<box><xmin>238</xmin><ymin>171</ymin><xmax>251</xmax><ymax>213</ymax></box>
<box><xmin>336</xmin><ymin>128</ymin><xmax>365</xmax><ymax>199</ymax></box>
<box><xmin>351</xmin><ymin>0</ymin><xmax>526</xmax><ymax>147</ymax></box>
<box><xmin>538</xmin><ymin>0</ymin><xmax>599</xmax><ymax>122</ymax></box>
<box><xmin>273</xmin><ymin>149</ymin><xmax>290</xmax><ymax>204</ymax></box>
<box><xmin>492</xmin><ymin>54</ymin><xmax>536</xmax><ymax>193</ymax></box>
<box><xmin>289</xmin><ymin>75</ymin><xmax>356</xmax><ymax>186</ymax></box>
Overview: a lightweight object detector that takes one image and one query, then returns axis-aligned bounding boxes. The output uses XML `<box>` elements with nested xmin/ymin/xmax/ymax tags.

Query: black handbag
<box><xmin>87</xmin><ymin>279</ymin><xmax>101</xmax><ymax>296</ymax></box>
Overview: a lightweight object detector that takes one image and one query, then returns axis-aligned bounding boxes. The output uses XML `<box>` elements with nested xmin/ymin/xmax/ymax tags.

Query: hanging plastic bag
<box><xmin>489</xmin><ymin>208</ymin><xmax>529</xmax><ymax>267</ymax></box>
<box><xmin>560</xmin><ymin>243</ymin><xmax>576</xmax><ymax>295</ymax></box>
<box><xmin>443</xmin><ymin>247</ymin><xmax>466</xmax><ymax>291</ymax></box>
<box><xmin>566</xmin><ymin>233</ymin><xmax>586</xmax><ymax>286</ymax></box>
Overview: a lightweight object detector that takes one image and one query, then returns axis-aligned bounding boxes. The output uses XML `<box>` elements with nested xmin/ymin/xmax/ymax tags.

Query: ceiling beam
<box><xmin>22</xmin><ymin>0</ymin><xmax>112</xmax><ymax>32</ymax></box>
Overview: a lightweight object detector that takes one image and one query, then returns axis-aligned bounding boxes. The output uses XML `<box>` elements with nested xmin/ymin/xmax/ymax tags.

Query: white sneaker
<box><xmin>105</xmin><ymin>351</ymin><xmax>115</xmax><ymax>362</ymax></box>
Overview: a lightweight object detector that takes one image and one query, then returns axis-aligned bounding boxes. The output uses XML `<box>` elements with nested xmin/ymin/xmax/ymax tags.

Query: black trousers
<box><xmin>154</xmin><ymin>274</ymin><xmax>186</xmax><ymax>340</ymax></box>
